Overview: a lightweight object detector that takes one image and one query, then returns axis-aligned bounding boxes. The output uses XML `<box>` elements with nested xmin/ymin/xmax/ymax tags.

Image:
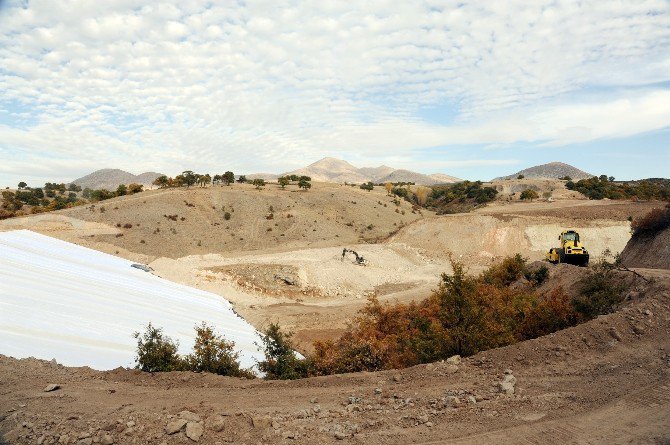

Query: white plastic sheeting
<box><xmin>0</xmin><ymin>230</ymin><xmax>266</xmax><ymax>371</ymax></box>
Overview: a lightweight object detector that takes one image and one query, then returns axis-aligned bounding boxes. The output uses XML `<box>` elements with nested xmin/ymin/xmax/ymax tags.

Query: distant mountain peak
<box><xmin>72</xmin><ymin>169</ymin><xmax>164</xmax><ymax>190</ymax></box>
<box><xmin>494</xmin><ymin>162</ymin><xmax>592</xmax><ymax>181</ymax></box>
<box><xmin>281</xmin><ymin>157</ymin><xmax>462</xmax><ymax>185</ymax></box>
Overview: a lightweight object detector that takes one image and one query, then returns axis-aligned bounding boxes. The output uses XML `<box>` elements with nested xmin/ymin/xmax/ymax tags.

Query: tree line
<box><xmin>152</xmin><ymin>171</ymin><xmax>313</xmax><ymax>191</ymax></box>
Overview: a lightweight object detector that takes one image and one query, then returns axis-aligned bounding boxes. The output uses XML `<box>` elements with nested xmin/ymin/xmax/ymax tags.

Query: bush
<box><xmin>224</xmin><ymin>212</ymin><xmax>231</xmax><ymax>220</ymax></box>
<box><xmin>572</xmin><ymin>264</ymin><xmax>627</xmax><ymax>319</ymax></box>
<box><xmin>257</xmin><ymin>323</ymin><xmax>309</xmax><ymax>379</ymax></box>
<box><xmin>185</xmin><ymin>323</ymin><xmax>254</xmax><ymax>378</ymax></box>
<box><xmin>518</xmin><ymin>287</ymin><xmax>577</xmax><ymax>339</ymax></box>
<box><xmin>133</xmin><ymin>323</ymin><xmax>183</xmax><ymax>372</ymax></box>
<box><xmin>520</xmin><ymin>189</ymin><xmax>539</xmax><ymax>201</ymax></box>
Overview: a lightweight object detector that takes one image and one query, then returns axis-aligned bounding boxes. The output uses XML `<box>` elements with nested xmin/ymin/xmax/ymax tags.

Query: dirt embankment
<box><xmin>621</xmin><ymin>226</ymin><xmax>670</xmax><ymax>269</ymax></box>
<box><xmin>1</xmin><ymin>270</ymin><xmax>668</xmax><ymax>445</ymax></box>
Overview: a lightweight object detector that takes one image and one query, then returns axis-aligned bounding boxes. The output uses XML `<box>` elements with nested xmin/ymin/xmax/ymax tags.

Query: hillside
<box><xmin>495</xmin><ymin>162</ymin><xmax>592</xmax><ymax>181</ymax></box>
<box><xmin>72</xmin><ymin>169</ymin><xmax>163</xmax><ymax>190</ymax></box>
<box><xmin>280</xmin><ymin>157</ymin><xmax>462</xmax><ymax>185</ymax></box>
<box><xmin>42</xmin><ymin>182</ymin><xmax>424</xmax><ymax>260</ymax></box>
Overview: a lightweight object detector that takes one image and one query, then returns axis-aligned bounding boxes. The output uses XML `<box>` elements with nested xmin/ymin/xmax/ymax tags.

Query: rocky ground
<box><xmin>1</xmin><ymin>268</ymin><xmax>669</xmax><ymax>445</ymax></box>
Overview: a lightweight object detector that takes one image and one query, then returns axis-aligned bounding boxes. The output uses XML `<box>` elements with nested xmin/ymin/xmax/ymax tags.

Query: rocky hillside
<box><xmin>495</xmin><ymin>162</ymin><xmax>592</xmax><ymax>181</ymax></box>
<box><xmin>72</xmin><ymin>169</ymin><xmax>163</xmax><ymax>190</ymax></box>
<box><xmin>280</xmin><ymin>157</ymin><xmax>461</xmax><ymax>185</ymax></box>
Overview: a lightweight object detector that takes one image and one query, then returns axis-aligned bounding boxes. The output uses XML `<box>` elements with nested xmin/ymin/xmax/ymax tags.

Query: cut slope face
<box><xmin>621</xmin><ymin>225</ymin><xmax>670</xmax><ymax>269</ymax></box>
<box><xmin>0</xmin><ymin>230</ymin><xmax>264</xmax><ymax>370</ymax></box>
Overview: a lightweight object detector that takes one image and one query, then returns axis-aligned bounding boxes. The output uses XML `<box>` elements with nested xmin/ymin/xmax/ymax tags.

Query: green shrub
<box><xmin>224</xmin><ymin>212</ymin><xmax>231</xmax><ymax>220</ymax></box>
<box><xmin>257</xmin><ymin>323</ymin><xmax>309</xmax><ymax>380</ymax></box>
<box><xmin>572</xmin><ymin>265</ymin><xmax>627</xmax><ymax>319</ymax></box>
<box><xmin>185</xmin><ymin>323</ymin><xmax>254</xmax><ymax>378</ymax></box>
<box><xmin>133</xmin><ymin>323</ymin><xmax>183</xmax><ymax>372</ymax></box>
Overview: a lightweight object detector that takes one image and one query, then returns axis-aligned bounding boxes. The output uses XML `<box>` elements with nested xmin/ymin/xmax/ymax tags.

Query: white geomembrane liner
<box><xmin>0</xmin><ymin>230</ymin><xmax>266</xmax><ymax>371</ymax></box>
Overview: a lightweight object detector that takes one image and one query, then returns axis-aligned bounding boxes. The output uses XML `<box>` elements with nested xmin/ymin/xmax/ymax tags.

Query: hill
<box><xmin>495</xmin><ymin>162</ymin><xmax>592</xmax><ymax>181</ymax></box>
<box><xmin>47</xmin><ymin>181</ymin><xmax>423</xmax><ymax>259</ymax></box>
<box><xmin>280</xmin><ymin>157</ymin><xmax>461</xmax><ymax>185</ymax></box>
<box><xmin>72</xmin><ymin>169</ymin><xmax>163</xmax><ymax>190</ymax></box>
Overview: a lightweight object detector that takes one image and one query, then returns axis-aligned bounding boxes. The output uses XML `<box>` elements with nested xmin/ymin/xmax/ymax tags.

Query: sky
<box><xmin>1</xmin><ymin>0</ymin><xmax>669</xmax><ymax>188</ymax></box>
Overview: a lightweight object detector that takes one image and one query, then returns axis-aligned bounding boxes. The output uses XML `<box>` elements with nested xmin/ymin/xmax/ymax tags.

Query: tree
<box><xmin>252</xmin><ymin>178</ymin><xmax>265</xmax><ymax>190</ymax></box>
<box><xmin>298</xmin><ymin>178</ymin><xmax>311</xmax><ymax>191</ymax></box>
<box><xmin>116</xmin><ymin>184</ymin><xmax>127</xmax><ymax>196</ymax></box>
<box><xmin>237</xmin><ymin>175</ymin><xmax>247</xmax><ymax>183</ymax></box>
<box><xmin>384</xmin><ymin>182</ymin><xmax>393</xmax><ymax>195</ymax></box>
<box><xmin>17</xmin><ymin>182</ymin><xmax>27</xmax><ymax>189</ymax></box>
<box><xmin>520</xmin><ymin>189</ymin><xmax>539</xmax><ymax>201</ymax></box>
<box><xmin>278</xmin><ymin>176</ymin><xmax>290</xmax><ymax>189</ymax></box>
<box><xmin>360</xmin><ymin>182</ymin><xmax>374</xmax><ymax>191</ymax></box>
<box><xmin>127</xmin><ymin>183</ymin><xmax>143</xmax><ymax>194</ymax></box>
<box><xmin>181</xmin><ymin>171</ymin><xmax>197</xmax><ymax>188</ymax></box>
<box><xmin>517</xmin><ymin>175</ymin><xmax>525</xmax><ymax>180</ymax></box>
<box><xmin>153</xmin><ymin>175</ymin><xmax>169</xmax><ymax>188</ymax></box>
<box><xmin>223</xmin><ymin>171</ymin><xmax>235</xmax><ymax>186</ymax></box>
<box><xmin>68</xmin><ymin>183</ymin><xmax>81</xmax><ymax>192</ymax></box>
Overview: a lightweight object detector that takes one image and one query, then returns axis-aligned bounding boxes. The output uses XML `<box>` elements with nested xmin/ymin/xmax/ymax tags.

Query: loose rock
<box><xmin>44</xmin><ymin>384</ymin><xmax>61</xmax><ymax>392</ymax></box>
<box><xmin>185</xmin><ymin>422</ymin><xmax>204</xmax><ymax>442</ymax></box>
<box><xmin>165</xmin><ymin>419</ymin><xmax>188</xmax><ymax>435</ymax></box>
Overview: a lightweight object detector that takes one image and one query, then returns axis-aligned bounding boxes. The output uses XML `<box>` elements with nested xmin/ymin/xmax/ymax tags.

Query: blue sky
<box><xmin>1</xmin><ymin>0</ymin><xmax>669</xmax><ymax>187</ymax></box>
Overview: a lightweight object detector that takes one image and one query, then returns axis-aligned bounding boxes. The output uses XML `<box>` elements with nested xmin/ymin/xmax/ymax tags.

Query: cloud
<box><xmin>0</xmin><ymin>0</ymin><xmax>669</xmax><ymax>183</ymax></box>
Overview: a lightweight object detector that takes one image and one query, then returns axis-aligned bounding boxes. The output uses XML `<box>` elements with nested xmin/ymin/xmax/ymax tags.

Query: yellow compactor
<box><xmin>546</xmin><ymin>230</ymin><xmax>590</xmax><ymax>266</ymax></box>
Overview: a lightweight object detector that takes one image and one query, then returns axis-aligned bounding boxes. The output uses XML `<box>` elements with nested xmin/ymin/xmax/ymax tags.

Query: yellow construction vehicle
<box><xmin>546</xmin><ymin>230</ymin><xmax>590</xmax><ymax>266</ymax></box>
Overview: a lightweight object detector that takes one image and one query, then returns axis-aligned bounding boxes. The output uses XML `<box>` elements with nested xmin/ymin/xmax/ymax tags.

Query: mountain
<box><xmin>72</xmin><ymin>169</ymin><xmax>164</xmax><ymax>190</ymax></box>
<box><xmin>494</xmin><ymin>162</ymin><xmax>592</xmax><ymax>181</ymax></box>
<box><xmin>278</xmin><ymin>157</ymin><xmax>461</xmax><ymax>185</ymax></box>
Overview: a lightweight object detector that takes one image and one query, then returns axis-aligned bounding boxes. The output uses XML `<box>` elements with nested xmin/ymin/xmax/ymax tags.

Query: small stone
<box><xmin>208</xmin><ymin>415</ymin><xmax>226</xmax><ymax>432</ymax></box>
<box><xmin>444</xmin><ymin>396</ymin><xmax>460</xmax><ymax>407</ymax></box>
<box><xmin>444</xmin><ymin>364</ymin><xmax>459</xmax><ymax>374</ymax></box>
<box><xmin>309</xmin><ymin>397</ymin><xmax>318</xmax><ymax>404</ymax></box>
<box><xmin>77</xmin><ymin>439</ymin><xmax>93</xmax><ymax>445</ymax></box>
<box><xmin>609</xmin><ymin>328</ymin><xmax>622</xmax><ymax>341</ymax></box>
<box><xmin>100</xmin><ymin>434</ymin><xmax>115</xmax><ymax>445</ymax></box>
<box><xmin>44</xmin><ymin>384</ymin><xmax>61</xmax><ymax>392</ymax></box>
<box><xmin>251</xmin><ymin>415</ymin><xmax>272</xmax><ymax>429</ymax></box>
<box><xmin>504</xmin><ymin>369</ymin><xmax>513</xmax><ymax>375</ymax></box>
<box><xmin>374</xmin><ymin>388</ymin><xmax>382</xmax><ymax>395</ymax></box>
<box><xmin>498</xmin><ymin>374</ymin><xmax>516</xmax><ymax>395</ymax></box>
<box><xmin>334</xmin><ymin>431</ymin><xmax>348</xmax><ymax>440</ymax></box>
<box><xmin>125</xmin><ymin>421</ymin><xmax>135</xmax><ymax>428</ymax></box>
<box><xmin>446</xmin><ymin>355</ymin><xmax>461</xmax><ymax>365</ymax></box>
<box><xmin>632</xmin><ymin>325</ymin><xmax>646</xmax><ymax>335</ymax></box>
<box><xmin>185</xmin><ymin>422</ymin><xmax>204</xmax><ymax>442</ymax></box>
<box><xmin>467</xmin><ymin>395</ymin><xmax>477</xmax><ymax>404</ymax></box>
<box><xmin>393</xmin><ymin>374</ymin><xmax>402</xmax><ymax>382</ymax></box>
<box><xmin>425</xmin><ymin>421</ymin><xmax>434</xmax><ymax>427</ymax></box>
<box><xmin>165</xmin><ymin>419</ymin><xmax>188</xmax><ymax>435</ymax></box>
<box><xmin>179</xmin><ymin>411</ymin><xmax>201</xmax><ymax>422</ymax></box>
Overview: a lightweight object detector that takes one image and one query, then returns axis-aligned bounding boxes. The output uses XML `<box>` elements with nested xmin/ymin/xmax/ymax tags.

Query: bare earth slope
<box><xmin>622</xmin><ymin>225</ymin><xmax>670</xmax><ymax>269</ymax></box>
<box><xmin>1</xmin><ymin>269</ymin><xmax>668</xmax><ymax>445</ymax></box>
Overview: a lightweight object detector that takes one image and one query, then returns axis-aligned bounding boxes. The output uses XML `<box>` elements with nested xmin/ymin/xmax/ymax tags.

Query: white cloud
<box><xmin>0</xmin><ymin>0</ymin><xmax>669</xmax><ymax>183</ymax></box>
